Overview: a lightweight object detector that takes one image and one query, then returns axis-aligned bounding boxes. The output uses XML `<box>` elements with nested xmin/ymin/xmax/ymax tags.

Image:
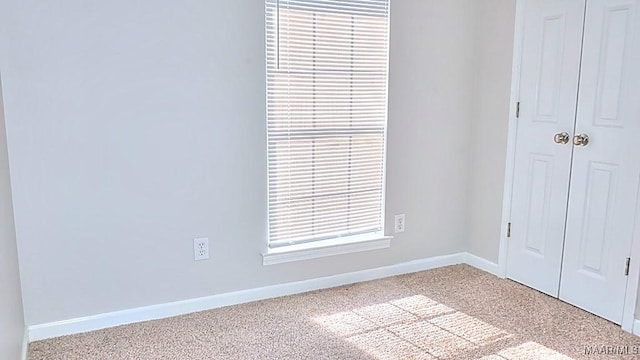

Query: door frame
<box><xmin>497</xmin><ymin>0</ymin><xmax>640</xmax><ymax>333</ymax></box>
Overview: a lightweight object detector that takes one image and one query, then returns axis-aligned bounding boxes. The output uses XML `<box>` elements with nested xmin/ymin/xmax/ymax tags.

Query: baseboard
<box><xmin>633</xmin><ymin>319</ymin><xmax>640</xmax><ymax>336</ymax></box>
<box><xmin>21</xmin><ymin>327</ymin><xmax>28</xmax><ymax>360</ymax></box>
<box><xmin>464</xmin><ymin>253</ymin><xmax>500</xmax><ymax>276</ymax></box>
<box><xmin>29</xmin><ymin>252</ymin><xmax>468</xmax><ymax>341</ymax></box>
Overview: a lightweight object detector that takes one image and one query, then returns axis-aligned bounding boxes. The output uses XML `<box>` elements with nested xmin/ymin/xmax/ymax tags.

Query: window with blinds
<box><xmin>265</xmin><ymin>0</ymin><xmax>390</xmax><ymax>248</ymax></box>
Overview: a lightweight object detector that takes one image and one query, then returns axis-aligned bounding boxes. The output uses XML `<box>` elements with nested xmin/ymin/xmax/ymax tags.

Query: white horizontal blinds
<box><xmin>266</xmin><ymin>0</ymin><xmax>390</xmax><ymax>247</ymax></box>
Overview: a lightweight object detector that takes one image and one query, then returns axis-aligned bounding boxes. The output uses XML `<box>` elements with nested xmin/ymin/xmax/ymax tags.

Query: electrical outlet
<box><xmin>193</xmin><ymin>238</ymin><xmax>209</xmax><ymax>261</ymax></box>
<box><xmin>394</xmin><ymin>214</ymin><xmax>406</xmax><ymax>233</ymax></box>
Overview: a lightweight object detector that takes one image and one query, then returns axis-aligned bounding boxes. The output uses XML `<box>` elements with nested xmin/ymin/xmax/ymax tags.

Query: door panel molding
<box><xmin>593</xmin><ymin>4</ymin><xmax>632</xmax><ymax>127</ymax></box>
<box><xmin>534</xmin><ymin>14</ymin><xmax>567</xmax><ymax>121</ymax></box>
<box><xmin>577</xmin><ymin>161</ymin><xmax>617</xmax><ymax>277</ymax></box>
<box><xmin>523</xmin><ymin>154</ymin><xmax>555</xmax><ymax>256</ymax></box>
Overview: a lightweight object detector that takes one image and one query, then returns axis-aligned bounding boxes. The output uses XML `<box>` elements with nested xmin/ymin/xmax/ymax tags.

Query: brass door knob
<box><xmin>573</xmin><ymin>134</ymin><xmax>589</xmax><ymax>146</ymax></box>
<box><xmin>554</xmin><ymin>132</ymin><xmax>570</xmax><ymax>144</ymax></box>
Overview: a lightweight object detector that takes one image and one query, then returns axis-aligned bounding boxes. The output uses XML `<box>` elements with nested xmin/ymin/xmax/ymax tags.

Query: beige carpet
<box><xmin>29</xmin><ymin>265</ymin><xmax>639</xmax><ymax>359</ymax></box>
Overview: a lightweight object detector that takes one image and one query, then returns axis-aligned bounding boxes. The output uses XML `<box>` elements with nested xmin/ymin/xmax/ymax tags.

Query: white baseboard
<box><xmin>21</xmin><ymin>327</ymin><xmax>28</xmax><ymax>360</ymax></box>
<box><xmin>633</xmin><ymin>319</ymin><xmax>640</xmax><ymax>336</ymax></box>
<box><xmin>28</xmin><ymin>252</ymin><xmax>482</xmax><ymax>342</ymax></box>
<box><xmin>464</xmin><ymin>253</ymin><xmax>500</xmax><ymax>276</ymax></box>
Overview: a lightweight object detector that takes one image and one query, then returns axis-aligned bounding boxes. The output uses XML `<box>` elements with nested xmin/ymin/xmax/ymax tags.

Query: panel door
<box><xmin>559</xmin><ymin>0</ymin><xmax>640</xmax><ymax>324</ymax></box>
<box><xmin>506</xmin><ymin>0</ymin><xmax>585</xmax><ymax>296</ymax></box>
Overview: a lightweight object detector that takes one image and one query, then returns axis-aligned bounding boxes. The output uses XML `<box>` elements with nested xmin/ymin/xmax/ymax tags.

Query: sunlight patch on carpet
<box><xmin>312</xmin><ymin>295</ymin><xmax>521</xmax><ymax>359</ymax></box>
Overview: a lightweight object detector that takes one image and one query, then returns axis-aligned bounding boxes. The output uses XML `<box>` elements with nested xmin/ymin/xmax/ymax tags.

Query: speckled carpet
<box><xmin>29</xmin><ymin>265</ymin><xmax>639</xmax><ymax>359</ymax></box>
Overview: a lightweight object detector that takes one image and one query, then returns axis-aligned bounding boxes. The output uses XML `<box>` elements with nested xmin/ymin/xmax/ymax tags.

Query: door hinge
<box><xmin>625</xmin><ymin>257</ymin><xmax>631</xmax><ymax>276</ymax></box>
<box><xmin>516</xmin><ymin>102</ymin><xmax>520</xmax><ymax>118</ymax></box>
<box><xmin>507</xmin><ymin>222</ymin><xmax>511</xmax><ymax>238</ymax></box>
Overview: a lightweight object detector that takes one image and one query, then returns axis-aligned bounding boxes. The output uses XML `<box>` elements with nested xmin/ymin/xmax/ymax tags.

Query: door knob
<box><xmin>554</xmin><ymin>132</ymin><xmax>570</xmax><ymax>144</ymax></box>
<box><xmin>573</xmin><ymin>134</ymin><xmax>589</xmax><ymax>146</ymax></box>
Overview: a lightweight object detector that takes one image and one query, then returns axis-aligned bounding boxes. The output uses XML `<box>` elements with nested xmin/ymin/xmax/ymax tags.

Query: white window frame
<box><xmin>262</xmin><ymin>0</ymin><xmax>392</xmax><ymax>265</ymax></box>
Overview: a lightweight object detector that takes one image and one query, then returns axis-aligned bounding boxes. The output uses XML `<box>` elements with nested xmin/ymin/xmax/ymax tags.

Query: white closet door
<box><xmin>506</xmin><ymin>0</ymin><xmax>585</xmax><ymax>296</ymax></box>
<box><xmin>559</xmin><ymin>0</ymin><xmax>640</xmax><ymax>324</ymax></box>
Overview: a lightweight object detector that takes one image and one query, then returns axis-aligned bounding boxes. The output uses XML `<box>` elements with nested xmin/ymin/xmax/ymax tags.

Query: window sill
<box><xmin>262</xmin><ymin>234</ymin><xmax>392</xmax><ymax>266</ymax></box>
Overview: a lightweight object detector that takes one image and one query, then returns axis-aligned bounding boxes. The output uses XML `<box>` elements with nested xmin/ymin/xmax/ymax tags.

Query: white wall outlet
<box><xmin>394</xmin><ymin>214</ymin><xmax>406</xmax><ymax>233</ymax></box>
<box><xmin>193</xmin><ymin>237</ymin><xmax>209</xmax><ymax>261</ymax></box>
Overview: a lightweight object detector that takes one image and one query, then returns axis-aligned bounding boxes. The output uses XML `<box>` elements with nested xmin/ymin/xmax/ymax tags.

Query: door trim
<box><xmin>623</xmin><ymin>181</ymin><xmax>640</xmax><ymax>332</ymax></box>
<box><xmin>498</xmin><ymin>0</ymin><xmax>640</xmax><ymax>333</ymax></box>
<box><xmin>498</xmin><ymin>0</ymin><xmax>526</xmax><ymax>280</ymax></box>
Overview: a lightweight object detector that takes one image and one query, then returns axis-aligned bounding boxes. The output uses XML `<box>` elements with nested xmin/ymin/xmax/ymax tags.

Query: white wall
<box><xmin>0</xmin><ymin>0</ymin><xmax>479</xmax><ymax>326</ymax></box>
<box><xmin>0</xmin><ymin>80</ymin><xmax>26</xmax><ymax>360</ymax></box>
<box><xmin>468</xmin><ymin>0</ymin><xmax>516</xmax><ymax>263</ymax></box>
<box><xmin>386</xmin><ymin>0</ymin><xmax>478</xmax><ymax>259</ymax></box>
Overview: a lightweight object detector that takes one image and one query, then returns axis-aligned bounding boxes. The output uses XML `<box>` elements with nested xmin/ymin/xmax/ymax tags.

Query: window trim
<box><xmin>262</xmin><ymin>233</ymin><xmax>392</xmax><ymax>266</ymax></box>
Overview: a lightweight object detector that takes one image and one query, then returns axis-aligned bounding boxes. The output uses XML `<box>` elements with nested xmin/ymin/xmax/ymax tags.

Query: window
<box><xmin>265</xmin><ymin>0</ymin><xmax>390</xmax><ymax>251</ymax></box>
